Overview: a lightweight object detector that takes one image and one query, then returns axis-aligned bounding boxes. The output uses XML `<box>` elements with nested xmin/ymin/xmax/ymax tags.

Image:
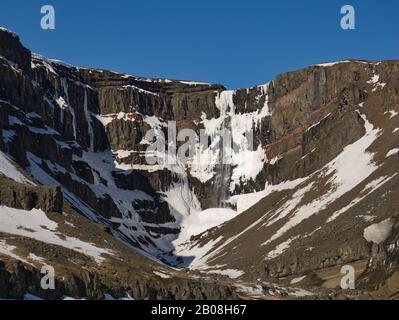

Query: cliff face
<box><xmin>0</xmin><ymin>28</ymin><xmax>267</xmax><ymax>256</ymax></box>
<box><xmin>179</xmin><ymin>61</ymin><xmax>399</xmax><ymax>298</ymax></box>
<box><xmin>0</xmin><ymin>28</ymin><xmax>398</xmax><ymax>299</ymax></box>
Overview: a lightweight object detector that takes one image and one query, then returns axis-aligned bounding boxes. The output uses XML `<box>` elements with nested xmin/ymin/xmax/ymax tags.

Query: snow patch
<box><xmin>290</xmin><ymin>276</ymin><xmax>306</xmax><ymax>285</ymax></box>
<box><xmin>306</xmin><ymin>113</ymin><xmax>331</xmax><ymax>132</ymax></box>
<box><xmin>28</xmin><ymin>253</ymin><xmax>46</xmax><ymax>264</ymax></box>
<box><xmin>23</xmin><ymin>293</ymin><xmax>43</xmax><ymax>300</ymax></box>
<box><xmin>384</xmin><ymin>110</ymin><xmax>398</xmax><ymax>119</ymax></box>
<box><xmin>315</xmin><ymin>60</ymin><xmax>351</xmax><ymax>67</ymax></box>
<box><xmin>264</xmin><ymin>236</ymin><xmax>299</xmax><ymax>260</ymax></box>
<box><xmin>363</xmin><ymin>218</ymin><xmax>395</xmax><ymax>244</ymax></box>
<box><xmin>0</xmin><ymin>240</ymin><xmax>33</xmax><ymax>266</ymax></box>
<box><xmin>2</xmin><ymin>129</ymin><xmax>16</xmax><ymax>143</ymax></box>
<box><xmin>0</xmin><ymin>205</ymin><xmax>113</xmax><ymax>263</ymax></box>
<box><xmin>0</xmin><ymin>151</ymin><xmax>33</xmax><ymax>184</ymax></box>
<box><xmin>367</xmin><ymin>73</ymin><xmax>386</xmax><ymax>92</ymax></box>
<box><xmin>153</xmin><ymin>271</ymin><xmax>172</xmax><ymax>279</ymax></box>
<box><xmin>205</xmin><ymin>268</ymin><xmax>244</xmax><ymax>279</ymax></box>
<box><xmin>177</xmin><ymin>208</ymin><xmax>239</xmax><ymax>244</ymax></box>
<box><xmin>289</xmin><ymin>288</ymin><xmax>314</xmax><ymax>297</ymax></box>
<box><xmin>328</xmin><ymin>173</ymin><xmax>398</xmax><ymax>222</ymax></box>
<box><xmin>386</xmin><ymin>148</ymin><xmax>399</xmax><ymax>158</ymax></box>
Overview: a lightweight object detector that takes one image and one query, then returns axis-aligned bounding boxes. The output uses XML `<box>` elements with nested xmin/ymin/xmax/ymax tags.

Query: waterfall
<box><xmin>60</xmin><ymin>78</ymin><xmax>77</xmax><ymax>140</ymax></box>
<box><xmin>214</xmin><ymin>90</ymin><xmax>235</xmax><ymax>207</ymax></box>
<box><xmin>83</xmin><ymin>88</ymin><xmax>94</xmax><ymax>151</ymax></box>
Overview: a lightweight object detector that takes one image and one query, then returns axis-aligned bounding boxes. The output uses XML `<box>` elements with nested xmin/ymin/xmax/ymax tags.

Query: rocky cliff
<box><xmin>0</xmin><ymin>27</ymin><xmax>398</xmax><ymax>299</ymax></box>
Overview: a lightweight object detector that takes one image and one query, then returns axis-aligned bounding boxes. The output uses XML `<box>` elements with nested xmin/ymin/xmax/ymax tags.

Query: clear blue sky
<box><xmin>1</xmin><ymin>0</ymin><xmax>398</xmax><ymax>89</ymax></box>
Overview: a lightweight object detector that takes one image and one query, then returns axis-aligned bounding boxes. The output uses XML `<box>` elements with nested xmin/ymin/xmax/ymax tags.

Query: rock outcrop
<box><xmin>0</xmin><ymin>28</ymin><xmax>31</xmax><ymax>74</ymax></box>
<box><xmin>0</xmin><ymin>177</ymin><xmax>63</xmax><ymax>213</ymax></box>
